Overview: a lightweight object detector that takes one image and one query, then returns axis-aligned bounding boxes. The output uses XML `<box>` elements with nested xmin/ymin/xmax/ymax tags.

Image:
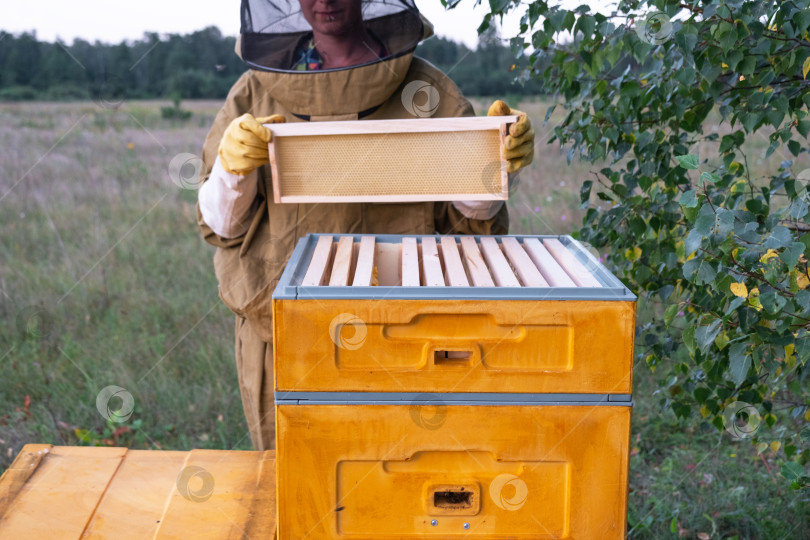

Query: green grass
<box><xmin>1</xmin><ymin>100</ymin><xmax>808</xmax><ymax>538</ymax></box>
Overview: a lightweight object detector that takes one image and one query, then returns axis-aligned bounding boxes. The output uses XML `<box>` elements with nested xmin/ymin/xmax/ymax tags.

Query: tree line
<box><xmin>0</xmin><ymin>26</ymin><xmax>543</xmax><ymax>102</ymax></box>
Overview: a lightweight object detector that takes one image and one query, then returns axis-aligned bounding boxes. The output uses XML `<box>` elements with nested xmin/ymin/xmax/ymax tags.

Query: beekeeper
<box><xmin>197</xmin><ymin>0</ymin><xmax>535</xmax><ymax>450</ymax></box>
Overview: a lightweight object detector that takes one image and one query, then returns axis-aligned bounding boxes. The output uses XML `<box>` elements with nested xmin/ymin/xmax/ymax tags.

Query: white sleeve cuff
<box><xmin>451</xmin><ymin>200</ymin><xmax>505</xmax><ymax>221</ymax></box>
<box><xmin>198</xmin><ymin>156</ymin><xmax>260</xmax><ymax>239</ymax></box>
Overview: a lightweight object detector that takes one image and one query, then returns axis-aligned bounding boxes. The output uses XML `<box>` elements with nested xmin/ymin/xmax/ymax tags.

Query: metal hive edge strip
<box><xmin>274</xmin><ymin>391</ymin><xmax>633</xmax><ymax>407</ymax></box>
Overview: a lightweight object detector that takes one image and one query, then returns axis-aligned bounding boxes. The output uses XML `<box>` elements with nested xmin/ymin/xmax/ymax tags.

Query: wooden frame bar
<box><xmin>523</xmin><ymin>238</ymin><xmax>576</xmax><ymax>287</ymax></box>
<box><xmin>420</xmin><ymin>237</ymin><xmax>446</xmax><ymax>287</ymax></box>
<box><xmin>328</xmin><ymin>236</ymin><xmax>354</xmax><ymax>287</ymax></box>
<box><xmin>352</xmin><ymin>236</ymin><xmax>376</xmax><ymax>286</ymax></box>
<box><xmin>479</xmin><ymin>238</ymin><xmax>521</xmax><ymax>287</ymax></box>
<box><xmin>501</xmin><ymin>237</ymin><xmax>548</xmax><ymax>287</ymax></box>
<box><xmin>459</xmin><ymin>237</ymin><xmax>495</xmax><ymax>287</ymax></box>
<box><xmin>439</xmin><ymin>237</ymin><xmax>470</xmax><ymax>287</ymax></box>
<box><xmin>302</xmin><ymin>236</ymin><xmax>333</xmax><ymax>286</ymax></box>
<box><xmin>401</xmin><ymin>237</ymin><xmax>420</xmax><ymax>287</ymax></box>
<box><xmin>543</xmin><ymin>238</ymin><xmax>602</xmax><ymax>287</ymax></box>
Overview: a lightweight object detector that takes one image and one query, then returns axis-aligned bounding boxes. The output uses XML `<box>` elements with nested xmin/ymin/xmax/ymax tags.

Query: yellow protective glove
<box><xmin>488</xmin><ymin>100</ymin><xmax>535</xmax><ymax>174</ymax></box>
<box><xmin>218</xmin><ymin>113</ymin><xmax>286</xmax><ymax>175</ymax></box>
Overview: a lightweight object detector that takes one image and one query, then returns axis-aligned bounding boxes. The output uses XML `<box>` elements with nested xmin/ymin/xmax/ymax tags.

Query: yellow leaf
<box><xmin>700</xmin><ymin>405</ymin><xmax>710</xmax><ymax>418</ymax></box>
<box><xmin>640</xmin><ymin>79</ymin><xmax>647</xmax><ymax>85</ymax></box>
<box><xmin>770</xmin><ymin>441</ymin><xmax>781</xmax><ymax>453</ymax></box>
<box><xmin>805</xmin><ymin>409</ymin><xmax>810</xmax><ymax>422</ymax></box>
<box><xmin>730</xmin><ymin>282</ymin><xmax>748</xmax><ymax>298</ymax></box>
<box><xmin>798</xmin><ymin>273</ymin><xmax>810</xmax><ymax>290</ymax></box>
<box><xmin>748</xmin><ymin>287</ymin><xmax>763</xmax><ymax>311</ymax></box>
<box><xmin>757</xmin><ymin>442</ymin><xmax>769</xmax><ymax>454</ymax></box>
<box><xmin>760</xmin><ymin>249</ymin><xmax>779</xmax><ymax>263</ymax></box>
<box><xmin>625</xmin><ymin>246</ymin><xmax>642</xmax><ymax>262</ymax></box>
<box><xmin>803</xmin><ymin>57</ymin><xmax>810</xmax><ymax>80</ymax></box>
<box><xmin>721</xmin><ymin>62</ymin><xmax>729</xmax><ymax>69</ymax></box>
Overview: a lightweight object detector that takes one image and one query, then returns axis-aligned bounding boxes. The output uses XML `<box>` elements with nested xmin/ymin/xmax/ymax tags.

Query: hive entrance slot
<box><xmin>433</xmin><ymin>489</ymin><xmax>472</xmax><ymax>509</ymax></box>
<box><xmin>434</xmin><ymin>350</ymin><xmax>472</xmax><ymax>364</ymax></box>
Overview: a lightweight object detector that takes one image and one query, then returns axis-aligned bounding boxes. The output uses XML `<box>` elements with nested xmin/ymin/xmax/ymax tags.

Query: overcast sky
<box><xmin>1</xmin><ymin>0</ymin><xmax>612</xmax><ymax>49</ymax></box>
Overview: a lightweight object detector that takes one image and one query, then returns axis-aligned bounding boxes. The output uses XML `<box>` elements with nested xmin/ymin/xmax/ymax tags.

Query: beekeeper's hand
<box><xmin>488</xmin><ymin>100</ymin><xmax>534</xmax><ymax>174</ymax></box>
<box><xmin>218</xmin><ymin>113</ymin><xmax>286</xmax><ymax>176</ymax></box>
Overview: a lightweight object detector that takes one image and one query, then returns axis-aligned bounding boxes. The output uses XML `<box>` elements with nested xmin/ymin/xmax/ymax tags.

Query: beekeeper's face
<box><xmin>299</xmin><ymin>0</ymin><xmax>364</xmax><ymax>36</ymax></box>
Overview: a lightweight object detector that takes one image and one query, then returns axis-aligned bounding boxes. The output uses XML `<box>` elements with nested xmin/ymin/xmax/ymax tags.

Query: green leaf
<box><xmin>699</xmin><ymin>171</ymin><xmax>721</xmax><ymax>187</ymax></box>
<box><xmin>781</xmin><ymin>242</ymin><xmax>806</xmax><ymax>267</ymax></box>
<box><xmin>765</xmin><ymin>226</ymin><xmax>793</xmax><ymax>249</ymax></box>
<box><xmin>788</xmin><ymin>140</ymin><xmax>802</xmax><ymax>156</ymax></box>
<box><xmin>683</xmin><ymin>258</ymin><xmax>717</xmax><ymax>285</ymax></box>
<box><xmin>781</xmin><ymin>461</ymin><xmax>806</xmax><ymax>483</ymax></box>
<box><xmin>729</xmin><ymin>343</ymin><xmax>750</xmax><ymax>386</ymax></box>
<box><xmin>676</xmin><ymin>154</ymin><xmax>699</xmax><ymax>170</ymax></box>
<box><xmin>680</xmin><ymin>189</ymin><xmax>698</xmax><ymax>208</ymax></box>
<box><xmin>664</xmin><ymin>303</ymin><xmax>680</xmax><ymax>326</ymax></box>
<box><xmin>715</xmin><ymin>331</ymin><xmax>730</xmax><ymax>351</ymax></box>
<box><xmin>574</xmin><ymin>15</ymin><xmax>596</xmax><ymax>38</ymax></box>
<box><xmin>760</xmin><ymin>290</ymin><xmax>788</xmax><ymax>314</ymax></box>
<box><xmin>683</xmin><ymin>325</ymin><xmax>697</xmax><ymax>355</ymax></box>
<box><xmin>738</xmin><ymin>56</ymin><xmax>756</xmax><ymax>75</ymax></box>
<box><xmin>695</xmin><ymin>320</ymin><xmax>722</xmax><ymax>353</ymax></box>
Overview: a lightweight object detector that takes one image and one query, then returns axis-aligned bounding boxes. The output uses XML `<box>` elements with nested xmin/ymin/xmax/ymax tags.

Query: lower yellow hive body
<box><xmin>276</xmin><ymin>404</ymin><xmax>631</xmax><ymax>539</ymax></box>
<box><xmin>0</xmin><ymin>445</ymin><xmax>277</xmax><ymax>539</ymax></box>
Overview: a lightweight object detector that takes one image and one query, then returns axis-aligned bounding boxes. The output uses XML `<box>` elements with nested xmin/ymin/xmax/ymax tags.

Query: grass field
<box><xmin>1</xmin><ymin>99</ymin><xmax>808</xmax><ymax>538</ymax></box>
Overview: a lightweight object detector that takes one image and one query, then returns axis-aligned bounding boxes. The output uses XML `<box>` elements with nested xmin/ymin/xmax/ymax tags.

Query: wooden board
<box><xmin>543</xmin><ymin>238</ymin><xmax>602</xmax><ymax>287</ymax></box>
<box><xmin>523</xmin><ymin>238</ymin><xmax>576</xmax><ymax>287</ymax></box>
<box><xmin>268</xmin><ymin>116</ymin><xmax>518</xmax><ymax>136</ymax></box>
<box><xmin>420</xmin><ymin>237</ymin><xmax>446</xmax><ymax>287</ymax></box>
<box><xmin>0</xmin><ymin>445</ymin><xmax>277</xmax><ymax>540</ymax></box>
<box><xmin>302</xmin><ymin>235</ymin><xmax>333</xmax><ymax>286</ymax></box>
<box><xmin>401</xmin><ymin>237</ymin><xmax>420</xmax><ymax>287</ymax></box>
<box><xmin>268</xmin><ymin>116</ymin><xmax>516</xmax><ymax>203</ymax></box>
<box><xmin>352</xmin><ymin>236</ymin><xmax>376</xmax><ymax>286</ymax></box>
<box><xmin>501</xmin><ymin>237</ymin><xmax>548</xmax><ymax>287</ymax></box>
<box><xmin>328</xmin><ymin>236</ymin><xmax>354</xmax><ymax>286</ymax></box>
<box><xmin>440</xmin><ymin>236</ymin><xmax>470</xmax><ymax>287</ymax></box>
<box><xmin>459</xmin><ymin>237</ymin><xmax>495</xmax><ymax>287</ymax></box>
<box><xmin>479</xmin><ymin>237</ymin><xmax>521</xmax><ymax>287</ymax></box>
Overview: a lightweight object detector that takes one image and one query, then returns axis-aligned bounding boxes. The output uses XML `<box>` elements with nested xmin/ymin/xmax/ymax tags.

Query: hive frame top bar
<box><xmin>265</xmin><ymin>115</ymin><xmax>519</xmax><ymax>137</ymax></box>
<box><xmin>273</xmin><ymin>234</ymin><xmax>636</xmax><ymax>301</ymax></box>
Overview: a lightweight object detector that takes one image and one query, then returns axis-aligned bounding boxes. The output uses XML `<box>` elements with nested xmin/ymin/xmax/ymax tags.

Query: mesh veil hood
<box><xmin>240</xmin><ymin>0</ymin><xmax>427</xmax><ymax>72</ymax></box>
<box><xmin>236</xmin><ymin>0</ymin><xmax>434</xmax><ymax>118</ymax></box>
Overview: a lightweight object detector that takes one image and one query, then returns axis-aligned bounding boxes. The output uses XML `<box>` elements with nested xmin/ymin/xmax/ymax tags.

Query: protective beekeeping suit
<box><xmin>197</xmin><ymin>0</ymin><xmax>535</xmax><ymax>450</ymax></box>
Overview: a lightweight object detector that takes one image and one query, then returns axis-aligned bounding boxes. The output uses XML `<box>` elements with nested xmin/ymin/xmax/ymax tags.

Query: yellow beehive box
<box><xmin>272</xmin><ymin>234</ymin><xmax>636</xmax><ymax>394</ymax></box>
<box><xmin>275</xmin><ymin>403</ymin><xmax>631</xmax><ymax>539</ymax></box>
<box><xmin>267</xmin><ymin>116</ymin><xmax>517</xmax><ymax>203</ymax></box>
